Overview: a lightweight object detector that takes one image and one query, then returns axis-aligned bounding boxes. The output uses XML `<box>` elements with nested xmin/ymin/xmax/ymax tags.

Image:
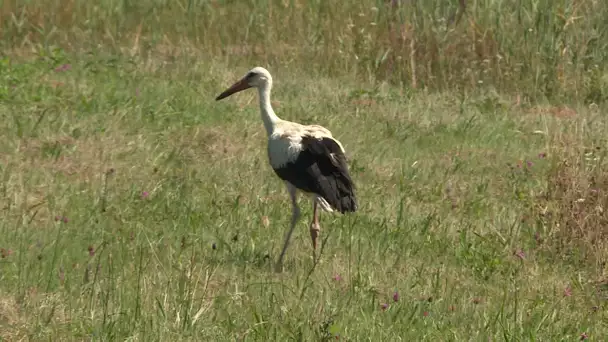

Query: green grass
<box><xmin>1</xmin><ymin>0</ymin><xmax>608</xmax><ymax>341</ymax></box>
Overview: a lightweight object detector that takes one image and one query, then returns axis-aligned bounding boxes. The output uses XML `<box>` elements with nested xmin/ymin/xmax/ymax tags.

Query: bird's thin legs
<box><xmin>310</xmin><ymin>200</ymin><xmax>321</xmax><ymax>262</ymax></box>
<box><xmin>276</xmin><ymin>183</ymin><xmax>300</xmax><ymax>272</ymax></box>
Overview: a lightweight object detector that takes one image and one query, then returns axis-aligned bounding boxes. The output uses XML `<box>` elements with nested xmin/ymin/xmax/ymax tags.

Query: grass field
<box><xmin>2</xmin><ymin>0</ymin><xmax>608</xmax><ymax>340</ymax></box>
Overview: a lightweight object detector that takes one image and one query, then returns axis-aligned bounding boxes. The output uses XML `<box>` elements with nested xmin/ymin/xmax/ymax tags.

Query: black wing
<box><xmin>272</xmin><ymin>135</ymin><xmax>357</xmax><ymax>213</ymax></box>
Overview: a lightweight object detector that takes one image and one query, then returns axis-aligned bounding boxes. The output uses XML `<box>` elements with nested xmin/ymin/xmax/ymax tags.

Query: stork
<box><xmin>215</xmin><ymin>67</ymin><xmax>358</xmax><ymax>272</ymax></box>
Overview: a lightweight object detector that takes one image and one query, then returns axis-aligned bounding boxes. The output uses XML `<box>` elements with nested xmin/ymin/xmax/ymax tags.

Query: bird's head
<box><xmin>215</xmin><ymin>67</ymin><xmax>272</xmax><ymax>101</ymax></box>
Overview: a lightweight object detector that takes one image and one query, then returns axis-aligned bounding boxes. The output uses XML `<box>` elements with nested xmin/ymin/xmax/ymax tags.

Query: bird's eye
<box><xmin>246</xmin><ymin>72</ymin><xmax>256</xmax><ymax>79</ymax></box>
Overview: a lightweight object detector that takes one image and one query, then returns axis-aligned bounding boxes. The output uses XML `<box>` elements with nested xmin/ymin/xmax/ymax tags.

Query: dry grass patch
<box><xmin>0</xmin><ymin>289</ymin><xmax>70</xmax><ymax>341</ymax></box>
<box><xmin>0</xmin><ymin>291</ymin><xmax>25</xmax><ymax>341</ymax></box>
<box><xmin>0</xmin><ymin>126</ymin><xmax>160</xmax><ymax>224</ymax></box>
<box><xmin>530</xmin><ymin>145</ymin><xmax>608</xmax><ymax>264</ymax></box>
<box><xmin>6</xmin><ymin>119</ymin><xmax>157</xmax><ymax>183</ymax></box>
<box><xmin>525</xmin><ymin>105</ymin><xmax>578</xmax><ymax>119</ymax></box>
<box><xmin>169</xmin><ymin>125</ymin><xmax>256</xmax><ymax>163</ymax></box>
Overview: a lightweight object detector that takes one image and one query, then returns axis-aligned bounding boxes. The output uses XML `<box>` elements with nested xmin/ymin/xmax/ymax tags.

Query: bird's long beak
<box><xmin>215</xmin><ymin>78</ymin><xmax>252</xmax><ymax>101</ymax></box>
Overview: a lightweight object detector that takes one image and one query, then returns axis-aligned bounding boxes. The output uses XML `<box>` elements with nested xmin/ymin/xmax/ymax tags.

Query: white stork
<box><xmin>215</xmin><ymin>67</ymin><xmax>358</xmax><ymax>272</ymax></box>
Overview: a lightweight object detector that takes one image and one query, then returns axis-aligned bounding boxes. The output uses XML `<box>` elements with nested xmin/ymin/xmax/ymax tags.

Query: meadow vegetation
<box><xmin>1</xmin><ymin>0</ymin><xmax>608</xmax><ymax>340</ymax></box>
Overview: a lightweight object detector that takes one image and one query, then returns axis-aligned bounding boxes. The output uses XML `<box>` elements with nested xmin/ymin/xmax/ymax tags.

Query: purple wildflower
<box><xmin>393</xmin><ymin>291</ymin><xmax>400</xmax><ymax>302</ymax></box>
<box><xmin>141</xmin><ymin>191</ymin><xmax>149</xmax><ymax>199</ymax></box>
<box><xmin>538</xmin><ymin>152</ymin><xmax>546</xmax><ymax>158</ymax></box>
<box><xmin>514</xmin><ymin>249</ymin><xmax>525</xmax><ymax>260</ymax></box>
<box><xmin>580</xmin><ymin>332</ymin><xmax>588</xmax><ymax>340</ymax></box>
<box><xmin>333</xmin><ymin>274</ymin><xmax>342</xmax><ymax>282</ymax></box>
<box><xmin>564</xmin><ymin>286</ymin><xmax>572</xmax><ymax>297</ymax></box>
<box><xmin>54</xmin><ymin>64</ymin><xmax>71</xmax><ymax>72</ymax></box>
<box><xmin>62</xmin><ymin>216</ymin><xmax>68</xmax><ymax>223</ymax></box>
<box><xmin>88</xmin><ymin>245</ymin><xmax>95</xmax><ymax>257</ymax></box>
<box><xmin>380</xmin><ymin>303</ymin><xmax>389</xmax><ymax>311</ymax></box>
<box><xmin>526</xmin><ymin>160</ymin><xmax>533</xmax><ymax>168</ymax></box>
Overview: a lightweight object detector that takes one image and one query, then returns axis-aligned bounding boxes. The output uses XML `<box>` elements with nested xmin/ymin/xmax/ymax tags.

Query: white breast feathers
<box><xmin>267</xmin><ymin>122</ymin><xmax>336</xmax><ymax>169</ymax></box>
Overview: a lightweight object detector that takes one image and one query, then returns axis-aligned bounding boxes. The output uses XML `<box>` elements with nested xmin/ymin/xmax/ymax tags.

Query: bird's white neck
<box><xmin>258</xmin><ymin>83</ymin><xmax>280</xmax><ymax>135</ymax></box>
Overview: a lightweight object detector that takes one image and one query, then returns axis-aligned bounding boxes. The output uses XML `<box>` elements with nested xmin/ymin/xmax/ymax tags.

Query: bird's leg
<box><xmin>275</xmin><ymin>184</ymin><xmax>300</xmax><ymax>273</ymax></box>
<box><xmin>310</xmin><ymin>200</ymin><xmax>321</xmax><ymax>262</ymax></box>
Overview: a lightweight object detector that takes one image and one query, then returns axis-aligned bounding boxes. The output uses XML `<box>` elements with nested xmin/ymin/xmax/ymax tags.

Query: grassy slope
<box><xmin>1</xmin><ymin>1</ymin><xmax>608</xmax><ymax>341</ymax></box>
<box><xmin>0</xmin><ymin>52</ymin><xmax>604</xmax><ymax>341</ymax></box>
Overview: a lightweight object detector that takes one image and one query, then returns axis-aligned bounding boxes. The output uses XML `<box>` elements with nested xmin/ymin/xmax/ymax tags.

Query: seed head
<box><xmin>261</xmin><ymin>216</ymin><xmax>270</xmax><ymax>227</ymax></box>
<box><xmin>0</xmin><ymin>248</ymin><xmax>11</xmax><ymax>258</ymax></box>
<box><xmin>58</xmin><ymin>266</ymin><xmax>65</xmax><ymax>284</ymax></box>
